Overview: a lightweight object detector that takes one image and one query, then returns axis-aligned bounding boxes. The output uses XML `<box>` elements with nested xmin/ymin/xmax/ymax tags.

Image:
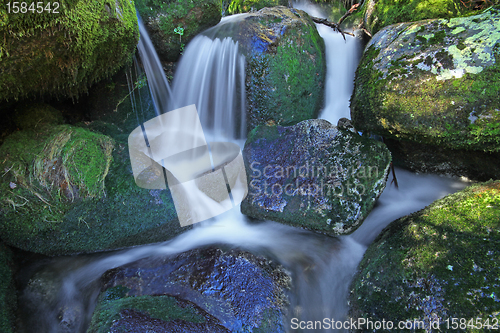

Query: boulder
<box><xmin>349</xmin><ymin>180</ymin><xmax>500</xmax><ymax>331</ymax></box>
<box><xmin>135</xmin><ymin>0</ymin><xmax>222</xmax><ymax>62</ymax></box>
<box><xmin>351</xmin><ymin>7</ymin><xmax>500</xmax><ymax>176</ymax></box>
<box><xmin>0</xmin><ymin>0</ymin><xmax>139</xmax><ymax>102</ymax></box>
<box><xmin>89</xmin><ymin>247</ymin><xmax>291</xmax><ymax>332</ymax></box>
<box><xmin>0</xmin><ymin>106</ymin><xmax>183</xmax><ymax>255</ymax></box>
<box><xmin>363</xmin><ymin>0</ymin><xmax>476</xmax><ymax>36</ymax></box>
<box><xmin>0</xmin><ymin>243</ymin><xmax>16</xmax><ymax>333</ymax></box>
<box><xmin>226</xmin><ymin>0</ymin><xmax>290</xmax><ymax>15</ymax></box>
<box><xmin>241</xmin><ymin>119</ymin><xmax>391</xmax><ymax>235</ymax></box>
<box><xmin>211</xmin><ymin>6</ymin><xmax>326</xmax><ymax>130</ymax></box>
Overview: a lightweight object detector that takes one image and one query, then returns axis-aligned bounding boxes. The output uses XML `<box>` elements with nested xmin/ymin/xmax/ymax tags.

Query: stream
<box><xmin>15</xmin><ymin>1</ymin><xmax>470</xmax><ymax>332</ymax></box>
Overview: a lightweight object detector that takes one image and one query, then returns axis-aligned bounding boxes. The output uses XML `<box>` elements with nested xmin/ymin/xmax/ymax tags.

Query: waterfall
<box><xmin>170</xmin><ymin>34</ymin><xmax>247</xmax><ymax>141</ymax></box>
<box><xmin>15</xmin><ymin>3</ymin><xmax>469</xmax><ymax>333</ymax></box>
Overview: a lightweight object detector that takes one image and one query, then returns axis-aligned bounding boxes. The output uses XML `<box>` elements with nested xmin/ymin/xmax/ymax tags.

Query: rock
<box><xmin>349</xmin><ymin>181</ymin><xmax>500</xmax><ymax>331</ymax></box>
<box><xmin>0</xmin><ymin>243</ymin><xmax>16</xmax><ymax>333</ymax></box>
<box><xmin>385</xmin><ymin>138</ymin><xmax>500</xmax><ymax>181</ymax></box>
<box><xmin>226</xmin><ymin>0</ymin><xmax>290</xmax><ymax>15</ymax></box>
<box><xmin>211</xmin><ymin>6</ymin><xmax>326</xmax><ymax>130</ymax></box>
<box><xmin>135</xmin><ymin>0</ymin><xmax>222</xmax><ymax>62</ymax></box>
<box><xmin>0</xmin><ymin>0</ymin><xmax>139</xmax><ymax>102</ymax></box>
<box><xmin>362</xmin><ymin>0</ymin><xmax>476</xmax><ymax>36</ymax></box>
<box><xmin>241</xmin><ymin>119</ymin><xmax>391</xmax><ymax>235</ymax></box>
<box><xmin>351</xmin><ymin>7</ymin><xmax>500</xmax><ymax>155</ymax></box>
<box><xmin>89</xmin><ymin>247</ymin><xmax>291</xmax><ymax>332</ymax></box>
<box><xmin>0</xmin><ymin>110</ymin><xmax>182</xmax><ymax>255</ymax></box>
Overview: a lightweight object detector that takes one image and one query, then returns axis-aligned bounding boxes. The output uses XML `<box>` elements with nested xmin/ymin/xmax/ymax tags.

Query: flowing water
<box><xmin>16</xmin><ymin>2</ymin><xmax>470</xmax><ymax>332</ymax></box>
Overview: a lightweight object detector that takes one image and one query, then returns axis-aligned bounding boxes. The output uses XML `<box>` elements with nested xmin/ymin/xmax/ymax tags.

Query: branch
<box><xmin>311</xmin><ymin>3</ymin><xmax>361</xmax><ymax>40</ymax></box>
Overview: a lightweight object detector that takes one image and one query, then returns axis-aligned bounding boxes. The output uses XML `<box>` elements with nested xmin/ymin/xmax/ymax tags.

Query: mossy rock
<box><xmin>0</xmin><ymin>0</ymin><xmax>139</xmax><ymax>102</ymax></box>
<box><xmin>241</xmin><ymin>119</ymin><xmax>391</xmax><ymax>235</ymax></box>
<box><xmin>362</xmin><ymin>0</ymin><xmax>484</xmax><ymax>36</ymax></box>
<box><xmin>208</xmin><ymin>6</ymin><xmax>326</xmax><ymax>131</ymax></box>
<box><xmin>0</xmin><ymin>243</ymin><xmax>16</xmax><ymax>333</ymax></box>
<box><xmin>88</xmin><ymin>291</ymin><xmax>228</xmax><ymax>333</ymax></box>
<box><xmin>349</xmin><ymin>181</ymin><xmax>500</xmax><ymax>332</ymax></box>
<box><xmin>227</xmin><ymin>0</ymin><xmax>289</xmax><ymax>15</ymax></box>
<box><xmin>91</xmin><ymin>247</ymin><xmax>291</xmax><ymax>332</ymax></box>
<box><xmin>351</xmin><ymin>6</ymin><xmax>500</xmax><ymax>155</ymax></box>
<box><xmin>135</xmin><ymin>0</ymin><xmax>222</xmax><ymax>62</ymax></box>
<box><xmin>0</xmin><ymin>119</ymin><xmax>183</xmax><ymax>255</ymax></box>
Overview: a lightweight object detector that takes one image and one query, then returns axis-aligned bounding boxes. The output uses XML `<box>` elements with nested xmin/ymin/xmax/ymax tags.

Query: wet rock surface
<box><xmin>90</xmin><ymin>247</ymin><xmax>291</xmax><ymax>332</ymax></box>
<box><xmin>349</xmin><ymin>181</ymin><xmax>500</xmax><ymax>331</ymax></box>
<box><xmin>352</xmin><ymin>6</ymin><xmax>500</xmax><ymax>154</ymax></box>
<box><xmin>207</xmin><ymin>6</ymin><xmax>326</xmax><ymax>131</ymax></box>
<box><xmin>241</xmin><ymin>119</ymin><xmax>391</xmax><ymax>235</ymax></box>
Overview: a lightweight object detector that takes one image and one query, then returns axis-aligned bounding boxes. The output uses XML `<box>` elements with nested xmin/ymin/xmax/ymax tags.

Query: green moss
<box><xmin>88</xmin><ymin>287</ymin><xmax>206</xmax><ymax>333</ymax></box>
<box><xmin>244</xmin><ymin>8</ymin><xmax>326</xmax><ymax>129</ymax></box>
<box><xmin>365</xmin><ymin>0</ymin><xmax>477</xmax><ymax>35</ymax></box>
<box><xmin>227</xmin><ymin>0</ymin><xmax>289</xmax><ymax>14</ymax></box>
<box><xmin>352</xmin><ymin>9</ymin><xmax>500</xmax><ymax>153</ymax></box>
<box><xmin>135</xmin><ymin>0</ymin><xmax>221</xmax><ymax>61</ymax></box>
<box><xmin>0</xmin><ymin>243</ymin><xmax>16</xmax><ymax>333</ymax></box>
<box><xmin>0</xmin><ymin>0</ymin><xmax>139</xmax><ymax>101</ymax></box>
<box><xmin>13</xmin><ymin>103</ymin><xmax>64</xmax><ymax>130</ymax></box>
<box><xmin>0</xmin><ymin>125</ymin><xmax>115</xmax><ymax>249</ymax></box>
<box><xmin>350</xmin><ymin>181</ymin><xmax>500</xmax><ymax>331</ymax></box>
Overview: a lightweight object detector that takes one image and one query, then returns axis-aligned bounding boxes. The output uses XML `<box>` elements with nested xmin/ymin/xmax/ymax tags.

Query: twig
<box><xmin>311</xmin><ymin>2</ymin><xmax>361</xmax><ymax>40</ymax></box>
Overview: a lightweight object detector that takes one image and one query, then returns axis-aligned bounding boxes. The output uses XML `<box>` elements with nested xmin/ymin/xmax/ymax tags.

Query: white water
<box><xmin>169</xmin><ymin>15</ymin><xmax>247</xmax><ymax>141</ymax></box>
<box><xmin>17</xmin><ymin>2</ymin><xmax>470</xmax><ymax>333</ymax></box>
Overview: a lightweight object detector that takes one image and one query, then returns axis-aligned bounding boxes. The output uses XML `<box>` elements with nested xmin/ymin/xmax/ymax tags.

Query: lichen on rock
<box><xmin>351</xmin><ymin>6</ymin><xmax>500</xmax><ymax>154</ymax></box>
<box><xmin>241</xmin><ymin>119</ymin><xmax>391</xmax><ymax>235</ymax></box>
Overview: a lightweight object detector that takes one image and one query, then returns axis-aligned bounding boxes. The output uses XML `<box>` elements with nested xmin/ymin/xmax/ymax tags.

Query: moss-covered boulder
<box><xmin>349</xmin><ymin>181</ymin><xmax>500</xmax><ymax>331</ymax></box>
<box><xmin>226</xmin><ymin>0</ymin><xmax>289</xmax><ymax>14</ymax></box>
<box><xmin>135</xmin><ymin>0</ymin><xmax>222</xmax><ymax>62</ymax></box>
<box><xmin>0</xmin><ymin>107</ymin><xmax>183</xmax><ymax>255</ymax></box>
<box><xmin>351</xmin><ymin>7</ymin><xmax>500</xmax><ymax>162</ymax></box>
<box><xmin>363</xmin><ymin>0</ymin><xmax>479</xmax><ymax>36</ymax></box>
<box><xmin>0</xmin><ymin>0</ymin><xmax>139</xmax><ymax>102</ymax></box>
<box><xmin>241</xmin><ymin>119</ymin><xmax>391</xmax><ymax>235</ymax></box>
<box><xmin>89</xmin><ymin>247</ymin><xmax>291</xmax><ymax>332</ymax></box>
<box><xmin>210</xmin><ymin>6</ymin><xmax>326</xmax><ymax>130</ymax></box>
<box><xmin>0</xmin><ymin>243</ymin><xmax>16</xmax><ymax>333</ymax></box>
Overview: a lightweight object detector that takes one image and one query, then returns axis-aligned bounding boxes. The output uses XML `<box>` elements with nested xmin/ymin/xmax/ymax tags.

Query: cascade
<box><xmin>15</xmin><ymin>2</ymin><xmax>468</xmax><ymax>332</ymax></box>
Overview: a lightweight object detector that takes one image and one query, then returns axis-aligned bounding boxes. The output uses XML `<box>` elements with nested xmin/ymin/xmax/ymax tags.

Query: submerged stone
<box><xmin>349</xmin><ymin>181</ymin><xmax>500</xmax><ymax>331</ymax></box>
<box><xmin>241</xmin><ymin>119</ymin><xmax>391</xmax><ymax>235</ymax></box>
<box><xmin>135</xmin><ymin>0</ymin><xmax>222</xmax><ymax>62</ymax></box>
<box><xmin>210</xmin><ymin>6</ymin><xmax>326</xmax><ymax>131</ymax></box>
<box><xmin>0</xmin><ymin>0</ymin><xmax>139</xmax><ymax>102</ymax></box>
<box><xmin>89</xmin><ymin>247</ymin><xmax>291</xmax><ymax>332</ymax></box>
<box><xmin>351</xmin><ymin>7</ymin><xmax>500</xmax><ymax>167</ymax></box>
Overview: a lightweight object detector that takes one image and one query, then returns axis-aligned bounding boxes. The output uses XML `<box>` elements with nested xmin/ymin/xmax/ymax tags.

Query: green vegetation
<box><xmin>242</xmin><ymin>7</ymin><xmax>326</xmax><ymax>129</ymax></box>
<box><xmin>363</xmin><ymin>0</ymin><xmax>483</xmax><ymax>35</ymax></box>
<box><xmin>350</xmin><ymin>181</ymin><xmax>500</xmax><ymax>331</ymax></box>
<box><xmin>351</xmin><ymin>8</ymin><xmax>500</xmax><ymax>153</ymax></box>
<box><xmin>135</xmin><ymin>0</ymin><xmax>221</xmax><ymax>61</ymax></box>
<box><xmin>0</xmin><ymin>0</ymin><xmax>139</xmax><ymax>101</ymax></box>
<box><xmin>0</xmin><ymin>243</ymin><xmax>16</xmax><ymax>333</ymax></box>
<box><xmin>88</xmin><ymin>286</ymin><xmax>207</xmax><ymax>333</ymax></box>
<box><xmin>227</xmin><ymin>0</ymin><xmax>289</xmax><ymax>14</ymax></box>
